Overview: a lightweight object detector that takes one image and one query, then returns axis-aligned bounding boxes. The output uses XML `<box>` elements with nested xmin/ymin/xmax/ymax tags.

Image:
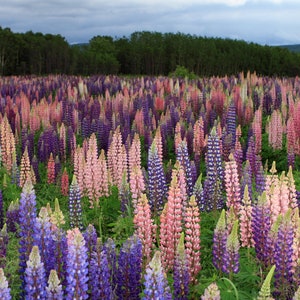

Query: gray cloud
<box><xmin>1</xmin><ymin>0</ymin><xmax>299</xmax><ymax>45</ymax></box>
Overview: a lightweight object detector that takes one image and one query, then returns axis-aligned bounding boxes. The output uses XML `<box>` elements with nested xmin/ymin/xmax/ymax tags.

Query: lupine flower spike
<box><xmin>0</xmin><ymin>268</ymin><xmax>11</xmax><ymax>300</ymax></box>
<box><xmin>46</xmin><ymin>269</ymin><xmax>63</xmax><ymax>300</ymax></box>
<box><xmin>201</xmin><ymin>282</ymin><xmax>221</xmax><ymax>300</ymax></box>
<box><xmin>142</xmin><ymin>251</ymin><xmax>172</xmax><ymax>300</ymax></box>
<box><xmin>257</xmin><ymin>265</ymin><xmax>276</xmax><ymax>300</ymax></box>
<box><xmin>24</xmin><ymin>246</ymin><xmax>47</xmax><ymax>299</ymax></box>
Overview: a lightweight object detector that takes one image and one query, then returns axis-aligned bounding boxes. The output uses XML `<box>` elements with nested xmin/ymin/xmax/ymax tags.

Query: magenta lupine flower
<box><xmin>24</xmin><ymin>246</ymin><xmax>47</xmax><ymax>299</ymax></box>
<box><xmin>0</xmin><ymin>268</ymin><xmax>11</xmax><ymax>300</ymax></box>
<box><xmin>222</xmin><ymin>220</ymin><xmax>240</xmax><ymax>274</ymax></box>
<box><xmin>212</xmin><ymin>209</ymin><xmax>228</xmax><ymax>272</ymax></box>
<box><xmin>65</xmin><ymin>228</ymin><xmax>89</xmax><ymax>300</ymax></box>
<box><xmin>142</xmin><ymin>251</ymin><xmax>172</xmax><ymax>300</ymax></box>
<box><xmin>46</xmin><ymin>270</ymin><xmax>63</xmax><ymax>300</ymax></box>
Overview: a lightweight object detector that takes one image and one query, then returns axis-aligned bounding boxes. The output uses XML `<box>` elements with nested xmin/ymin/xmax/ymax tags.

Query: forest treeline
<box><xmin>1</xmin><ymin>26</ymin><xmax>300</xmax><ymax>77</ymax></box>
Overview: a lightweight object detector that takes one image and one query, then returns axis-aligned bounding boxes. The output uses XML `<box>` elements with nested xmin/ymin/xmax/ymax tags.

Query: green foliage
<box><xmin>169</xmin><ymin>65</ymin><xmax>197</xmax><ymax>80</ymax></box>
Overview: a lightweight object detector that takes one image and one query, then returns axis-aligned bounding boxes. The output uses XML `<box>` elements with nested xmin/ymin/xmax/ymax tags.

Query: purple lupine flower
<box><xmin>0</xmin><ymin>224</ymin><xmax>8</xmax><ymax>269</ymax></box>
<box><xmin>203</xmin><ymin>127</ymin><xmax>225</xmax><ymax>211</ymax></box>
<box><xmin>6</xmin><ymin>199</ymin><xmax>20</xmax><ymax>234</ymax></box>
<box><xmin>103</xmin><ymin>238</ymin><xmax>118</xmax><ymax>290</ymax></box>
<box><xmin>0</xmin><ymin>268</ymin><xmax>11</xmax><ymax>300</ymax></box>
<box><xmin>212</xmin><ymin>209</ymin><xmax>228</xmax><ymax>272</ymax></box>
<box><xmin>226</xmin><ymin>101</ymin><xmax>236</xmax><ymax>148</ymax></box>
<box><xmin>255</xmin><ymin>155</ymin><xmax>265</xmax><ymax>196</ymax></box>
<box><xmin>142</xmin><ymin>251</ymin><xmax>172</xmax><ymax>300</ymax></box>
<box><xmin>251</xmin><ymin>192</ymin><xmax>272</xmax><ymax>267</ymax></box>
<box><xmin>173</xmin><ymin>234</ymin><xmax>189</xmax><ymax>300</ymax></box>
<box><xmin>148</xmin><ymin>142</ymin><xmax>167</xmax><ymax>216</ymax></box>
<box><xmin>116</xmin><ymin>235</ymin><xmax>142</xmax><ymax>300</ymax></box>
<box><xmin>176</xmin><ymin>140</ymin><xmax>194</xmax><ymax>197</ymax></box>
<box><xmin>83</xmin><ymin>224</ymin><xmax>97</xmax><ymax>263</ymax></box>
<box><xmin>193</xmin><ymin>174</ymin><xmax>204</xmax><ymax>211</ymax></box>
<box><xmin>37</xmin><ymin>207</ymin><xmax>55</xmax><ymax>278</ymax></box>
<box><xmin>18</xmin><ymin>180</ymin><xmax>41</xmax><ymax>292</ymax></box>
<box><xmin>46</xmin><ymin>270</ymin><xmax>63</xmax><ymax>300</ymax></box>
<box><xmin>273</xmin><ymin>210</ymin><xmax>295</xmax><ymax>299</ymax></box>
<box><xmin>52</xmin><ymin>228</ymin><xmax>68</xmax><ymax>290</ymax></box>
<box><xmin>65</xmin><ymin>228</ymin><xmax>89</xmax><ymax>300</ymax></box>
<box><xmin>222</xmin><ymin>220</ymin><xmax>240</xmax><ymax>274</ymax></box>
<box><xmin>69</xmin><ymin>175</ymin><xmax>83</xmax><ymax>231</ymax></box>
<box><xmin>90</xmin><ymin>239</ymin><xmax>114</xmax><ymax>300</ymax></box>
<box><xmin>24</xmin><ymin>246</ymin><xmax>47</xmax><ymax>299</ymax></box>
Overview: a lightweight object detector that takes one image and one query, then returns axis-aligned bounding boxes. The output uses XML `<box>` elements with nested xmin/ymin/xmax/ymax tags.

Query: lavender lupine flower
<box><xmin>176</xmin><ymin>141</ymin><xmax>194</xmax><ymax>197</ymax></box>
<box><xmin>10</xmin><ymin>159</ymin><xmax>19</xmax><ymax>186</ymax></box>
<box><xmin>203</xmin><ymin>127</ymin><xmax>224</xmax><ymax>211</ymax></box>
<box><xmin>24</xmin><ymin>246</ymin><xmax>47</xmax><ymax>299</ymax></box>
<box><xmin>69</xmin><ymin>175</ymin><xmax>83</xmax><ymax>231</ymax></box>
<box><xmin>252</xmin><ymin>192</ymin><xmax>272</xmax><ymax>267</ymax></box>
<box><xmin>0</xmin><ymin>224</ymin><xmax>8</xmax><ymax>269</ymax></box>
<box><xmin>65</xmin><ymin>228</ymin><xmax>89</xmax><ymax>300</ymax></box>
<box><xmin>173</xmin><ymin>233</ymin><xmax>189</xmax><ymax>300</ymax></box>
<box><xmin>6</xmin><ymin>199</ymin><xmax>20</xmax><ymax>234</ymax></box>
<box><xmin>212</xmin><ymin>209</ymin><xmax>228</xmax><ymax>272</ymax></box>
<box><xmin>37</xmin><ymin>207</ymin><xmax>55</xmax><ymax>278</ymax></box>
<box><xmin>148</xmin><ymin>142</ymin><xmax>167</xmax><ymax>216</ymax></box>
<box><xmin>222</xmin><ymin>220</ymin><xmax>240</xmax><ymax>274</ymax></box>
<box><xmin>19</xmin><ymin>180</ymin><xmax>41</xmax><ymax>292</ymax></box>
<box><xmin>201</xmin><ymin>282</ymin><xmax>221</xmax><ymax>300</ymax></box>
<box><xmin>90</xmin><ymin>239</ymin><xmax>113</xmax><ymax>300</ymax></box>
<box><xmin>0</xmin><ymin>268</ymin><xmax>11</xmax><ymax>300</ymax></box>
<box><xmin>46</xmin><ymin>270</ymin><xmax>63</xmax><ymax>300</ymax></box>
<box><xmin>226</xmin><ymin>101</ymin><xmax>236</xmax><ymax>148</ymax></box>
<box><xmin>116</xmin><ymin>235</ymin><xmax>143</xmax><ymax>300</ymax></box>
<box><xmin>273</xmin><ymin>210</ymin><xmax>295</xmax><ymax>299</ymax></box>
<box><xmin>142</xmin><ymin>251</ymin><xmax>172</xmax><ymax>300</ymax></box>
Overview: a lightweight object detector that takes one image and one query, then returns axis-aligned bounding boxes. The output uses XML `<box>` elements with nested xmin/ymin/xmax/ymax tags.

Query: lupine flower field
<box><xmin>0</xmin><ymin>73</ymin><xmax>300</xmax><ymax>299</ymax></box>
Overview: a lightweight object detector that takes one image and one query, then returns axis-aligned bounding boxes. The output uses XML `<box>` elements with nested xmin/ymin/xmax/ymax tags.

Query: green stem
<box><xmin>220</xmin><ymin>277</ymin><xmax>239</xmax><ymax>300</ymax></box>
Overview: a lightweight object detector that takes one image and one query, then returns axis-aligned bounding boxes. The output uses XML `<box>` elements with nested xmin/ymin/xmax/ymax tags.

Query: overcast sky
<box><xmin>1</xmin><ymin>0</ymin><xmax>299</xmax><ymax>46</ymax></box>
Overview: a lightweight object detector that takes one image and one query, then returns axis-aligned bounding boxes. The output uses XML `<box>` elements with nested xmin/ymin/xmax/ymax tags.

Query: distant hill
<box><xmin>278</xmin><ymin>44</ymin><xmax>300</xmax><ymax>53</ymax></box>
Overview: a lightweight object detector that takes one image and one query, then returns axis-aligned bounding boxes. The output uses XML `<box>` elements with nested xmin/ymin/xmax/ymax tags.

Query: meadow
<box><xmin>0</xmin><ymin>73</ymin><xmax>299</xmax><ymax>299</ymax></box>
